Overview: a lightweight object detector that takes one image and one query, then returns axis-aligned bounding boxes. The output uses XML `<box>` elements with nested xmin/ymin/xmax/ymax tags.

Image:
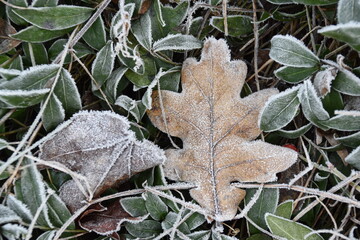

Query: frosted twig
<box><xmin>289</xmin><ymin>137</ymin><xmax>313</xmax><ymax>186</ymax></box>
<box><xmin>233</xmin><ymin>184</ymin><xmax>263</xmax><ymax>220</ymax></box>
<box><xmin>25</xmin><ymin>189</ymin><xmax>55</xmax><ymax>240</ymax></box>
<box><xmin>0</xmin><ymin>109</ymin><xmax>16</xmax><ymax>130</ymax></box>
<box><xmin>222</xmin><ymin>0</ymin><xmax>228</xmax><ymax>36</ymax></box>
<box><xmin>305</xmin><ymin>229</ymin><xmax>352</xmax><ymax>240</ymax></box>
<box><xmin>334</xmin><ymin>110</ymin><xmax>360</xmax><ymax>116</ymax></box>
<box><xmin>252</xmin><ymin>0</ymin><xmax>260</xmax><ymax>92</ymax></box>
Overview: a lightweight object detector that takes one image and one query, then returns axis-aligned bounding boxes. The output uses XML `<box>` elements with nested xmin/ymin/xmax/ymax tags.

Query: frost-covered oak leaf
<box><xmin>40</xmin><ymin>111</ymin><xmax>165</xmax><ymax>213</ymax></box>
<box><xmin>147</xmin><ymin>38</ymin><xmax>298</xmax><ymax>221</ymax></box>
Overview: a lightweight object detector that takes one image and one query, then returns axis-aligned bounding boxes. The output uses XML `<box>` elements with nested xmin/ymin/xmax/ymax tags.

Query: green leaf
<box><xmin>0</xmin><ymin>64</ymin><xmax>59</xmax><ymax>90</ymax></box>
<box><xmin>0</xmin><ymin>89</ymin><xmax>49</xmax><ymax>108</ymax></box>
<box><xmin>125</xmin><ymin>220</ymin><xmax>162</xmax><ymax>238</ymax></box>
<box><xmin>49</xmin><ymin>39</ymin><xmax>93</xmax><ymax>64</ymax></box>
<box><xmin>246</xmin><ymin>234</ymin><xmax>272</xmax><ymax>240</ymax></box>
<box><xmin>125</xmin><ymin>56</ymin><xmax>157</xmax><ymax>88</ymax></box>
<box><xmin>184</xmin><ymin>210</ymin><xmax>206</xmax><ymax>231</ymax></box>
<box><xmin>335</xmin><ymin>131</ymin><xmax>360</xmax><ymax>148</ymax></box>
<box><xmin>6</xmin><ymin>0</ymin><xmax>28</xmax><ymax>26</ymax></box>
<box><xmin>266</xmin><ymin>0</ymin><xmax>337</xmax><ymax>5</ymax></box>
<box><xmin>0</xmin><ymin>223</ymin><xmax>27</xmax><ymax>240</ymax></box>
<box><xmin>104</xmin><ymin>66</ymin><xmax>128</xmax><ymax>103</ymax></box>
<box><xmin>132</xmin><ymin>11</ymin><xmax>153</xmax><ymax>51</ymax></box>
<box><xmin>162</xmin><ymin>212</ymin><xmax>191</xmax><ymax>234</ymax></box>
<box><xmin>110</xmin><ymin>3</ymin><xmax>135</xmax><ymax>39</ymax></box>
<box><xmin>332</xmin><ymin>69</ymin><xmax>360</xmax><ymax>96</ymax></box>
<box><xmin>120</xmin><ymin>197</ymin><xmax>148</xmax><ymax>217</ymax></box>
<box><xmin>265</xmin><ymin>213</ymin><xmax>324</xmax><ymax>240</ymax></box>
<box><xmin>320</xmin><ymin>112</ymin><xmax>360</xmax><ymax>131</ymax></box>
<box><xmin>260</xmin><ymin>85</ymin><xmax>301</xmax><ymax>132</ymax></box>
<box><xmin>13</xmin><ymin>5</ymin><xmax>93</xmax><ymax>30</ymax></box>
<box><xmin>270</xmin><ymin>35</ymin><xmax>320</xmax><ymax>67</ymax></box>
<box><xmin>144</xmin><ymin>192</ymin><xmax>168</xmax><ymax>221</ymax></box>
<box><xmin>42</xmin><ymin>94</ymin><xmax>65</xmax><ymax>131</ymax></box>
<box><xmin>187</xmin><ymin>231</ymin><xmax>211</xmax><ymax>240</ymax></box>
<box><xmin>210</xmin><ymin>15</ymin><xmax>253</xmax><ymax>37</ymax></box>
<box><xmin>91</xmin><ymin>41</ymin><xmax>115</xmax><ymax>90</ymax></box>
<box><xmin>82</xmin><ymin>16</ymin><xmax>106</xmax><ymax>50</ymax></box>
<box><xmin>6</xmin><ymin>195</ymin><xmax>33</xmax><ymax>223</ymax></box>
<box><xmin>321</xmin><ymin>90</ymin><xmax>344</xmax><ymax>116</ymax></box>
<box><xmin>115</xmin><ymin>95</ymin><xmax>146</xmax><ymax>122</ymax></box>
<box><xmin>0</xmin><ymin>205</ymin><xmax>21</xmax><ymax>224</ymax></box>
<box><xmin>276</xmin><ymin>123</ymin><xmax>312</xmax><ymax>139</ymax></box>
<box><xmin>275</xmin><ymin>200</ymin><xmax>293</xmax><ymax>219</ymax></box>
<box><xmin>54</xmin><ymin>68</ymin><xmax>82</xmax><ymax>116</ymax></box>
<box><xmin>31</xmin><ymin>0</ymin><xmax>58</xmax><ymax>7</ymax></box>
<box><xmin>0</xmin><ymin>69</ymin><xmax>21</xmax><ymax>80</ymax></box>
<box><xmin>11</xmin><ymin>26</ymin><xmax>72</xmax><ymax>43</ymax></box>
<box><xmin>23</xmin><ymin>43</ymin><xmax>49</xmax><ymax>65</ymax></box>
<box><xmin>153</xmin><ymin>34</ymin><xmax>202</xmax><ymax>52</ymax></box>
<box><xmin>275</xmin><ymin>66</ymin><xmax>318</xmax><ymax>83</ymax></box>
<box><xmin>46</xmin><ymin>192</ymin><xmax>75</xmax><ymax>229</ymax></box>
<box><xmin>245</xmin><ymin>188</ymin><xmax>279</xmax><ymax>234</ymax></box>
<box><xmin>36</xmin><ymin>230</ymin><xmax>56</xmax><ymax>240</ymax></box>
<box><xmin>337</xmin><ymin>0</ymin><xmax>360</xmax><ymax>24</ymax></box>
<box><xmin>345</xmin><ymin>146</ymin><xmax>360</xmax><ymax>170</ymax></box>
<box><xmin>298</xmin><ymin>80</ymin><xmax>330</xmax><ymax>129</ymax></box>
<box><xmin>319</xmin><ymin>23</ymin><xmax>360</xmax><ymax>52</ymax></box>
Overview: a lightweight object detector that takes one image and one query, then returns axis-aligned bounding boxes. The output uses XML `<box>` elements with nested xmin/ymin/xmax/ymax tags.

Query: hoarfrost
<box><xmin>39</xmin><ymin>111</ymin><xmax>166</xmax><ymax>212</ymax></box>
<box><xmin>147</xmin><ymin>38</ymin><xmax>298</xmax><ymax>221</ymax></box>
<box><xmin>6</xmin><ymin>195</ymin><xmax>33</xmax><ymax>223</ymax></box>
<box><xmin>313</xmin><ymin>67</ymin><xmax>337</xmax><ymax>97</ymax></box>
<box><xmin>152</xmin><ymin>34</ymin><xmax>202</xmax><ymax>52</ymax></box>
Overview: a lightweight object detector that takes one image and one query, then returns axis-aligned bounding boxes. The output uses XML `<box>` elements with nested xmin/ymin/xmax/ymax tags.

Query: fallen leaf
<box><xmin>147</xmin><ymin>38</ymin><xmax>298</xmax><ymax>221</ymax></box>
<box><xmin>79</xmin><ymin>201</ymin><xmax>147</xmax><ymax>238</ymax></box>
<box><xmin>0</xmin><ymin>18</ymin><xmax>21</xmax><ymax>54</ymax></box>
<box><xmin>40</xmin><ymin>111</ymin><xmax>166</xmax><ymax>213</ymax></box>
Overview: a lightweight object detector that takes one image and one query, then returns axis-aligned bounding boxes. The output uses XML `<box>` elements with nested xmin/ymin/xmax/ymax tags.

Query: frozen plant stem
<box><xmin>252</xmin><ymin>0</ymin><xmax>260</xmax><ymax>92</ymax></box>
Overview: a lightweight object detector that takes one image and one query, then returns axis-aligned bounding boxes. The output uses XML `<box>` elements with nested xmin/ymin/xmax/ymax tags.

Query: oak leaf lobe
<box><xmin>147</xmin><ymin>38</ymin><xmax>298</xmax><ymax>221</ymax></box>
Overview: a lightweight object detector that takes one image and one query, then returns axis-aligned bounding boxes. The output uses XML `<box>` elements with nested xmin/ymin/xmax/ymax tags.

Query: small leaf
<box><xmin>36</xmin><ymin>230</ymin><xmax>56</xmax><ymax>240</ymax></box>
<box><xmin>0</xmin><ymin>68</ymin><xmax>21</xmax><ymax>80</ymax></box>
<box><xmin>0</xmin><ymin>89</ymin><xmax>50</xmax><ymax>108</ymax></box>
<box><xmin>275</xmin><ymin>200</ymin><xmax>293</xmax><ymax>219</ymax></box>
<box><xmin>260</xmin><ymin>85</ymin><xmax>300</xmax><ymax>132</ymax></box>
<box><xmin>0</xmin><ymin>64</ymin><xmax>59</xmax><ymax>90</ymax></box>
<box><xmin>275</xmin><ymin>66</ymin><xmax>318</xmax><ymax>83</ymax></box>
<box><xmin>331</xmin><ymin>69</ymin><xmax>360</xmax><ymax>96</ymax></box>
<box><xmin>345</xmin><ymin>146</ymin><xmax>360</xmax><ymax>170</ymax></box>
<box><xmin>0</xmin><ymin>223</ymin><xmax>27</xmax><ymax>240</ymax></box>
<box><xmin>46</xmin><ymin>191</ymin><xmax>75</xmax><ymax>229</ymax></box>
<box><xmin>11</xmin><ymin>26</ymin><xmax>72</xmax><ymax>43</ymax></box>
<box><xmin>298</xmin><ymin>80</ymin><xmax>330</xmax><ymax>129</ymax></box>
<box><xmin>265</xmin><ymin>213</ymin><xmax>324</xmax><ymax>240</ymax></box>
<box><xmin>275</xmin><ymin>123</ymin><xmax>312</xmax><ymax>139</ymax></box>
<box><xmin>270</xmin><ymin>35</ymin><xmax>320</xmax><ymax>67</ymax></box>
<box><xmin>110</xmin><ymin>3</ymin><xmax>135</xmax><ymax>39</ymax></box>
<box><xmin>13</xmin><ymin>5</ymin><xmax>93</xmax><ymax>30</ymax></box>
<box><xmin>187</xmin><ymin>230</ymin><xmax>211</xmax><ymax>240</ymax></box>
<box><xmin>91</xmin><ymin>41</ymin><xmax>115</xmax><ymax>90</ymax></box>
<box><xmin>48</xmin><ymin>39</ymin><xmax>93</xmax><ymax>64</ymax></box>
<box><xmin>210</xmin><ymin>15</ymin><xmax>252</xmax><ymax>37</ymax></box>
<box><xmin>120</xmin><ymin>197</ymin><xmax>148</xmax><ymax>217</ymax></box>
<box><xmin>319</xmin><ymin>23</ymin><xmax>360</xmax><ymax>52</ymax></box>
<box><xmin>335</xmin><ymin>131</ymin><xmax>360</xmax><ymax>148</ymax></box>
<box><xmin>115</xmin><ymin>95</ymin><xmax>146</xmax><ymax>122</ymax></box>
<box><xmin>152</xmin><ymin>34</ymin><xmax>202</xmax><ymax>52</ymax></box>
<box><xmin>313</xmin><ymin>67</ymin><xmax>337</xmax><ymax>97</ymax></box>
<box><xmin>104</xmin><ymin>66</ymin><xmax>128</xmax><ymax>103</ymax></box>
<box><xmin>23</xmin><ymin>43</ymin><xmax>49</xmax><ymax>65</ymax></box>
<box><xmin>82</xmin><ymin>16</ymin><xmax>106</xmax><ymax>50</ymax></box>
<box><xmin>320</xmin><ymin>112</ymin><xmax>360</xmax><ymax>131</ymax></box>
<box><xmin>6</xmin><ymin>195</ymin><xmax>33</xmax><ymax>223</ymax></box>
<box><xmin>0</xmin><ymin>205</ymin><xmax>21</xmax><ymax>224</ymax></box>
<box><xmin>0</xmin><ymin>18</ymin><xmax>21</xmax><ymax>54</ymax></box>
<box><xmin>54</xmin><ymin>68</ymin><xmax>82</xmax><ymax>116</ymax></box>
<box><xmin>162</xmin><ymin>212</ymin><xmax>191</xmax><ymax>234</ymax></box>
<box><xmin>337</xmin><ymin>0</ymin><xmax>360</xmax><ymax>24</ymax></box>
<box><xmin>245</xmin><ymin>188</ymin><xmax>279</xmax><ymax>234</ymax></box>
<box><xmin>6</xmin><ymin>0</ymin><xmax>28</xmax><ymax>26</ymax></box>
<box><xmin>184</xmin><ymin>210</ymin><xmax>206</xmax><ymax>231</ymax></box>
<box><xmin>144</xmin><ymin>192</ymin><xmax>168</xmax><ymax>221</ymax></box>
<box><xmin>125</xmin><ymin>220</ymin><xmax>162</xmax><ymax>238</ymax></box>
<box><xmin>132</xmin><ymin>11</ymin><xmax>152</xmax><ymax>51</ymax></box>
<box><xmin>42</xmin><ymin>94</ymin><xmax>65</xmax><ymax>131</ymax></box>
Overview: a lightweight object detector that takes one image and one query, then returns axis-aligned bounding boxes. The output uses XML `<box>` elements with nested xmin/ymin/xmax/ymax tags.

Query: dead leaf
<box><xmin>79</xmin><ymin>201</ymin><xmax>146</xmax><ymax>238</ymax></box>
<box><xmin>147</xmin><ymin>38</ymin><xmax>298</xmax><ymax>221</ymax></box>
<box><xmin>40</xmin><ymin>111</ymin><xmax>166</xmax><ymax>213</ymax></box>
<box><xmin>0</xmin><ymin>18</ymin><xmax>21</xmax><ymax>54</ymax></box>
<box><xmin>313</xmin><ymin>67</ymin><xmax>337</xmax><ymax>97</ymax></box>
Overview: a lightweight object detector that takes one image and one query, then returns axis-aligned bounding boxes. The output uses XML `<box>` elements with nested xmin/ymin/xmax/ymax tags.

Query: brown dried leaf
<box><xmin>0</xmin><ymin>18</ymin><xmax>21</xmax><ymax>54</ymax></box>
<box><xmin>79</xmin><ymin>201</ymin><xmax>146</xmax><ymax>238</ymax></box>
<box><xmin>40</xmin><ymin>111</ymin><xmax>165</xmax><ymax>212</ymax></box>
<box><xmin>147</xmin><ymin>38</ymin><xmax>298</xmax><ymax>221</ymax></box>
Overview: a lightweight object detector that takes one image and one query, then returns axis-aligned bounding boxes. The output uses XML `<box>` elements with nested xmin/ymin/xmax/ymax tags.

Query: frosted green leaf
<box><xmin>132</xmin><ymin>11</ymin><xmax>152</xmax><ymax>51</ymax></box>
<box><xmin>0</xmin><ymin>89</ymin><xmax>49</xmax><ymax>108</ymax></box>
<box><xmin>319</xmin><ymin>23</ymin><xmax>360</xmax><ymax>52</ymax></box>
<box><xmin>6</xmin><ymin>195</ymin><xmax>33</xmax><ymax>223</ymax></box>
<box><xmin>48</xmin><ymin>39</ymin><xmax>93</xmax><ymax>64</ymax></box>
<box><xmin>82</xmin><ymin>16</ymin><xmax>106</xmax><ymax>50</ymax></box>
<box><xmin>31</xmin><ymin>0</ymin><xmax>58</xmax><ymax>7</ymax></box>
<box><xmin>125</xmin><ymin>220</ymin><xmax>162</xmax><ymax>238</ymax></box>
<box><xmin>120</xmin><ymin>197</ymin><xmax>147</xmax><ymax>217</ymax></box>
<box><xmin>335</xmin><ymin>131</ymin><xmax>360</xmax><ymax>148</ymax></box>
<box><xmin>54</xmin><ymin>68</ymin><xmax>82</xmax><ymax>116</ymax></box>
<box><xmin>210</xmin><ymin>15</ymin><xmax>252</xmax><ymax>37</ymax></box>
<box><xmin>104</xmin><ymin>66</ymin><xmax>128</xmax><ymax>103</ymax></box>
<box><xmin>337</xmin><ymin>0</ymin><xmax>360</xmax><ymax>24</ymax></box>
<box><xmin>270</xmin><ymin>35</ymin><xmax>320</xmax><ymax>67</ymax></box>
<box><xmin>332</xmin><ymin>69</ymin><xmax>360</xmax><ymax>96</ymax></box>
<box><xmin>345</xmin><ymin>146</ymin><xmax>360</xmax><ymax>170</ymax></box>
<box><xmin>10</xmin><ymin>26</ymin><xmax>72</xmax><ymax>43</ymax></box>
<box><xmin>275</xmin><ymin>200</ymin><xmax>293</xmax><ymax>219</ymax></box>
<box><xmin>36</xmin><ymin>230</ymin><xmax>57</xmax><ymax>240</ymax></box>
<box><xmin>265</xmin><ymin>213</ymin><xmax>324</xmax><ymax>240</ymax></box>
<box><xmin>42</xmin><ymin>94</ymin><xmax>65</xmax><ymax>131</ymax></box>
<box><xmin>260</xmin><ymin>85</ymin><xmax>301</xmax><ymax>132</ymax></box>
<box><xmin>144</xmin><ymin>192</ymin><xmax>168</xmax><ymax>221</ymax></box>
<box><xmin>245</xmin><ymin>188</ymin><xmax>279</xmax><ymax>234</ymax></box>
<box><xmin>115</xmin><ymin>95</ymin><xmax>146</xmax><ymax>122</ymax></box>
<box><xmin>46</xmin><ymin>192</ymin><xmax>75</xmax><ymax>229</ymax></box>
<box><xmin>0</xmin><ymin>205</ymin><xmax>21</xmax><ymax>224</ymax></box>
<box><xmin>0</xmin><ymin>223</ymin><xmax>27</xmax><ymax>240</ymax></box>
<box><xmin>184</xmin><ymin>210</ymin><xmax>206</xmax><ymax>230</ymax></box>
<box><xmin>320</xmin><ymin>112</ymin><xmax>360</xmax><ymax>131</ymax></box>
<box><xmin>298</xmin><ymin>80</ymin><xmax>330</xmax><ymax>129</ymax></box>
<box><xmin>275</xmin><ymin>66</ymin><xmax>318</xmax><ymax>83</ymax></box>
<box><xmin>6</xmin><ymin>0</ymin><xmax>28</xmax><ymax>26</ymax></box>
<box><xmin>23</xmin><ymin>43</ymin><xmax>48</xmax><ymax>65</ymax></box>
<box><xmin>153</xmin><ymin>34</ymin><xmax>202</xmax><ymax>52</ymax></box>
<box><xmin>276</xmin><ymin>123</ymin><xmax>312</xmax><ymax>139</ymax></box>
<box><xmin>91</xmin><ymin>41</ymin><xmax>115</xmax><ymax>90</ymax></box>
<box><xmin>13</xmin><ymin>5</ymin><xmax>93</xmax><ymax>30</ymax></box>
<box><xmin>162</xmin><ymin>212</ymin><xmax>191</xmax><ymax>234</ymax></box>
<box><xmin>0</xmin><ymin>69</ymin><xmax>21</xmax><ymax>80</ymax></box>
